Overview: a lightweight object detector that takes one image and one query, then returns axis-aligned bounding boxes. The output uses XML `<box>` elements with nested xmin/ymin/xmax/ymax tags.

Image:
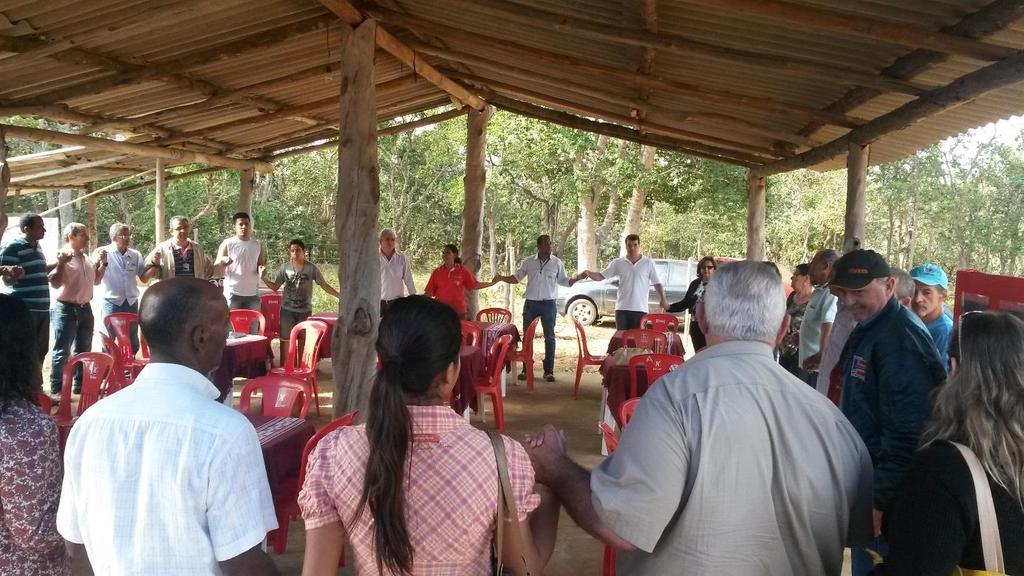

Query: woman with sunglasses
<box><xmin>879</xmin><ymin>311</ymin><xmax>1024</xmax><ymax>575</ymax></box>
<box><xmin>667</xmin><ymin>256</ymin><xmax>716</xmax><ymax>352</ymax></box>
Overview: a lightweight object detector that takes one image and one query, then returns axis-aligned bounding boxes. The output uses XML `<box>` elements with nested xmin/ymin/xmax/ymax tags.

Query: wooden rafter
<box><xmin>318</xmin><ymin>0</ymin><xmax>486</xmax><ymax>111</ymax></box>
<box><xmin>372</xmin><ymin>10</ymin><xmax>866</xmax><ymax>128</ymax></box>
<box><xmin>444</xmin><ymin>0</ymin><xmax>927</xmax><ymax>96</ymax></box>
<box><xmin>752</xmin><ymin>51</ymin><xmax>1024</xmax><ymax>176</ymax></box>
<box><xmin>10</xmin><ymin>155</ymin><xmax>132</xmax><ymax>184</ymax></box>
<box><xmin>684</xmin><ymin>0</ymin><xmax>1016</xmax><ymax>62</ymax></box>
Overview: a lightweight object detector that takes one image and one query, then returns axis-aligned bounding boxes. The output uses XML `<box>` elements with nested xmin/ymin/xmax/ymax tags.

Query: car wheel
<box><xmin>567</xmin><ymin>298</ymin><xmax>598</xmax><ymax>326</ymax></box>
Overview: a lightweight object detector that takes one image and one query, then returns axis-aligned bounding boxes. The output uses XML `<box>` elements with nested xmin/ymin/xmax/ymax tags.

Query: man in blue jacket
<box><xmin>829</xmin><ymin>249</ymin><xmax>946</xmax><ymax>576</ymax></box>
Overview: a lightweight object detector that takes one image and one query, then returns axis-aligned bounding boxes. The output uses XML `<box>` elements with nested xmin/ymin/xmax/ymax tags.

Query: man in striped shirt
<box><xmin>0</xmin><ymin>214</ymin><xmax>53</xmax><ymax>363</ymax></box>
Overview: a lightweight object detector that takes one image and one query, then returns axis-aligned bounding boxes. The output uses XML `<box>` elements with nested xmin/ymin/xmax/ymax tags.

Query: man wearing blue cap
<box><xmin>909</xmin><ymin>263</ymin><xmax>953</xmax><ymax>369</ymax></box>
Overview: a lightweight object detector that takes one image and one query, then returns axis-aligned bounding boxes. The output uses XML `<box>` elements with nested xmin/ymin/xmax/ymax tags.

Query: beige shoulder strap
<box><xmin>951</xmin><ymin>442</ymin><xmax>1005</xmax><ymax>573</ymax></box>
<box><xmin>487</xmin><ymin>430</ymin><xmax>541</xmax><ymax>576</ymax></box>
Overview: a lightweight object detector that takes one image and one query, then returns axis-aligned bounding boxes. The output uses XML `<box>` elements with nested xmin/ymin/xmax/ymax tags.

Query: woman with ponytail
<box><xmin>300</xmin><ymin>296</ymin><xmax>559</xmax><ymax>575</ymax></box>
<box><xmin>424</xmin><ymin>244</ymin><xmax>498</xmax><ymax>320</ymax></box>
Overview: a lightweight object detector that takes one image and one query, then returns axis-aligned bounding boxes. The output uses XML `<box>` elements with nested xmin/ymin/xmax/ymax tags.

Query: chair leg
<box><xmin>525</xmin><ymin>359</ymin><xmax>534</xmax><ymax>394</ymax></box>
<box><xmin>602</xmin><ymin>545</ymin><xmax>616</xmax><ymax>576</ymax></box>
<box><xmin>308</xmin><ymin>376</ymin><xmax>321</xmax><ymax>417</ymax></box>
<box><xmin>574</xmin><ymin>358</ymin><xmax>584</xmax><ymax>399</ymax></box>
<box><xmin>491</xmin><ymin>390</ymin><xmax>505</xmax><ymax>432</ymax></box>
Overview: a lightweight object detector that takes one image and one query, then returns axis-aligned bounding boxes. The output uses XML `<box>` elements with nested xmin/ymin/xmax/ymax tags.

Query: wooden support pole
<box><xmin>86</xmin><ymin>188</ymin><xmax>97</xmax><ymax>252</ymax></box>
<box><xmin>460</xmin><ymin>104</ymin><xmax>494</xmax><ymax>319</ymax></box>
<box><xmin>844</xmin><ymin>143</ymin><xmax>870</xmax><ymax>253</ymax></box>
<box><xmin>0</xmin><ymin>127</ymin><xmax>9</xmax><ymax>235</ymax></box>
<box><xmin>0</xmin><ymin>124</ymin><xmax>273</xmax><ymax>173</ymax></box>
<box><xmin>746</xmin><ymin>171</ymin><xmax>767</xmax><ymax>261</ymax></box>
<box><xmin>332</xmin><ymin>20</ymin><xmax>380</xmax><ymax>417</ymax></box>
<box><xmin>155</xmin><ymin>159</ymin><xmax>166</xmax><ymax>243</ymax></box>
<box><xmin>237</xmin><ymin>168</ymin><xmax>254</xmax><ymax>216</ymax></box>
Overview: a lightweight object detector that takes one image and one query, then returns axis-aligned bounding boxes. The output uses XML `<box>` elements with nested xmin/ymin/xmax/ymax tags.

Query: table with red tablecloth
<box><xmin>452</xmin><ymin>344</ymin><xmax>484</xmax><ymax>415</ymax></box>
<box><xmin>607</xmin><ymin>330</ymin><xmax>686</xmax><ymax>357</ymax></box>
<box><xmin>308</xmin><ymin>312</ymin><xmax>337</xmax><ymax>359</ymax></box>
<box><xmin>599</xmin><ymin>356</ymin><xmax>651</xmax><ymax>429</ymax></box>
<box><xmin>473</xmin><ymin>321</ymin><xmax>520</xmax><ymax>363</ymax></box>
<box><xmin>212</xmin><ymin>335</ymin><xmax>271</xmax><ymax>402</ymax></box>
<box><xmin>245</xmin><ymin>414</ymin><xmax>316</xmax><ymax>504</ymax></box>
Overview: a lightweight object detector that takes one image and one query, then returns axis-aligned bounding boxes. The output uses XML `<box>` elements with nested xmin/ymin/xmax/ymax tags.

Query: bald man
<box><xmin>57</xmin><ymin>278</ymin><xmax>280</xmax><ymax>576</ymax></box>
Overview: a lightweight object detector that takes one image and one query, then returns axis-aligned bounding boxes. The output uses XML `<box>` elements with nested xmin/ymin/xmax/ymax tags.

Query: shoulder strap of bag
<box><xmin>951</xmin><ymin>442</ymin><xmax>1005</xmax><ymax>573</ymax></box>
<box><xmin>487</xmin><ymin>430</ymin><xmax>541</xmax><ymax>576</ymax></box>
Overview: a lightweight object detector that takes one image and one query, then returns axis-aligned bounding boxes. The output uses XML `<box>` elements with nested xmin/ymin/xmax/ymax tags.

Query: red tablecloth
<box><xmin>308</xmin><ymin>312</ymin><xmax>337</xmax><ymax>359</ymax></box>
<box><xmin>607</xmin><ymin>330</ymin><xmax>686</xmax><ymax>357</ymax></box>
<box><xmin>212</xmin><ymin>335</ymin><xmax>271</xmax><ymax>402</ymax></box>
<box><xmin>453</xmin><ymin>344</ymin><xmax>484</xmax><ymax>413</ymax></box>
<box><xmin>473</xmin><ymin>322</ymin><xmax>520</xmax><ymax>365</ymax></box>
<box><xmin>245</xmin><ymin>414</ymin><xmax>316</xmax><ymax>502</ymax></box>
<box><xmin>600</xmin><ymin>356</ymin><xmax>650</xmax><ymax>428</ymax></box>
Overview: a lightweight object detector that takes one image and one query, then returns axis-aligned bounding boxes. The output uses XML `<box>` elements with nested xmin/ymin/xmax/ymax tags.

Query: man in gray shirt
<box><xmin>261</xmin><ymin>239</ymin><xmax>339</xmax><ymax>360</ymax></box>
<box><xmin>525</xmin><ymin>260</ymin><xmax>873</xmax><ymax>575</ymax></box>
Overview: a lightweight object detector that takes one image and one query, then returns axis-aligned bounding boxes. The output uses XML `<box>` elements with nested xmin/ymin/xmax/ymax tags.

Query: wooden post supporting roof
<box><xmin>86</xmin><ymin>190</ymin><xmax>97</xmax><ymax>253</ymax></box>
<box><xmin>0</xmin><ymin>127</ymin><xmax>8</xmax><ymax>234</ymax></box>
<box><xmin>155</xmin><ymin>159</ymin><xmax>166</xmax><ymax>243</ymax></box>
<box><xmin>460</xmin><ymin>105</ymin><xmax>493</xmax><ymax>319</ymax></box>
<box><xmin>238</xmin><ymin>169</ymin><xmax>254</xmax><ymax>216</ymax></box>
<box><xmin>332</xmin><ymin>20</ymin><xmax>380</xmax><ymax>417</ymax></box>
<box><xmin>746</xmin><ymin>171</ymin><xmax>767</xmax><ymax>261</ymax></box>
<box><xmin>844</xmin><ymin>144</ymin><xmax>870</xmax><ymax>253</ymax></box>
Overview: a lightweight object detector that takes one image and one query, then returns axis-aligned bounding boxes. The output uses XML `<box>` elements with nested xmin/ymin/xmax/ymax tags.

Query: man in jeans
<box><xmin>96</xmin><ymin>222</ymin><xmax>145</xmax><ymax>353</ymax></box>
<box><xmin>215</xmin><ymin>212</ymin><xmax>266</xmax><ymax>313</ymax></box>
<box><xmin>495</xmin><ymin>234</ymin><xmax>574</xmax><ymax>382</ymax></box>
<box><xmin>49</xmin><ymin>223</ymin><xmax>105</xmax><ymax>395</ymax></box>
<box><xmin>0</xmin><ymin>214</ymin><xmax>53</xmax><ymax>363</ymax></box>
<box><xmin>261</xmin><ymin>239</ymin><xmax>339</xmax><ymax>361</ymax></box>
<box><xmin>799</xmin><ymin>249</ymin><xmax>839</xmax><ymax>387</ymax></box>
<box><xmin>576</xmin><ymin>234</ymin><xmax>669</xmax><ymax>329</ymax></box>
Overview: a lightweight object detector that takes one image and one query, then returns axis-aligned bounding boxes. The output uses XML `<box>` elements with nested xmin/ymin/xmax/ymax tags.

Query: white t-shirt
<box><xmin>602</xmin><ymin>255</ymin><xmax>662</xmax><ymax>313</ymax></box>
<box><xmin>57</xmin><ymin>363</ymin><xmax>277</xmax><ymax>575</ymax></box>
<box><xmin>219</xmin><ymin>236</ymin><xmax>262</xmax><ymax>298</ymax></box>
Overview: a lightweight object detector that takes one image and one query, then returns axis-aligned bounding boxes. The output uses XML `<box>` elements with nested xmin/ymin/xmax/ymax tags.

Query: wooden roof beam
<box><xmin>2</xmin><ymin>125</ymin><xmax>274</xmax><ymax>173</ymax></box>
<box><xmin>318</xmin><ymin>0</ymin><xmax>486</xmax><ymax>111</ymax></box>
<box><xmin>441</xmin><ymin>0</ymin><xmax>927</xmax><ymax>96</ymax></box>
<box><xmin>684</xmin><ymin>0</ymin><xmax>1017</xmax><ymax>62</ymax></box>
<box><xmin>752</xmin><ymin>51</ymin><xmax>1024</xmax><ymax>176</ymax></box>
<box><xmin>374</xmin><ymin>11</ymin><xmax>866</xmax><ymax>128</ymax></box>
<box><xmin>10</xmin><ymin>155</ymin><xmax>133</xmax><ymax>184</ymax></box>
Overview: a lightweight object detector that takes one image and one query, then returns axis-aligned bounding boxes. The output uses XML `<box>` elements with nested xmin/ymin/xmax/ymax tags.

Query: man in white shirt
<box><xmin>378</xmin><ymin>228</ymin><xmax>415</xmax><ymax>316</ymax></box>
<box><xmin>495</xmin><ymin>234</ymin><xmax>573</xmax><ymax>382</ymax></box>
<box><xmin>577</xmin><ymin>234</ymin><xmax>669</xmax><ymax>329</ymax></box>
<box><xmin>57</xmin><ymin>277</ymin><xmax>280</xmax><ymax>576</ymax></box>
<box><xmin>95</xmin><ymin>222</ymin><xmax>145</xmax><ymax>352</ymax></box>
<box><xmin>215</xmin><ymin>212</ymin><xmax>266</xmax><ymax>312</ymax></box>
<box><xmin>800</xmin><ymin>249</ymin><xmax>839</xmax><ymax>387</ymax></box>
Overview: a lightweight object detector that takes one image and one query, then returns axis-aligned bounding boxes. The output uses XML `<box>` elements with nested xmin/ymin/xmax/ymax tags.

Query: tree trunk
<box><xmin>746</xmin><ymin>170</ymin><xmax>767</xmax><ymax>260</ymax></box>
<box><xmin>332</xmin><ymin>20</ymin><xmax>380</xmax><ymax>418</ymax></box>
<box><xmin>86</xmin><ymin>191</ymin><xmax>97</xmax><ymax>252</ymax></box>
<box><xmin>487</xmin><ymin>200</ymin><xmax>497</xmax><ymax>277</ymax></box>
<box><xmin>844</xmin><ymin>143</ymin><xmax>869</xmax><ymax>252</ymax></box>
<box><xmin>461</xmin><ymin>105</ymin><xmax>493</xmax><ymax>319</ymax></box>
<box><xmin>577</xmin><ymin>190</ymin><xmax>597</xmax><ymax>270</ymax></box>
<box><xmin>0</xmin><ymin>128</ymin><xmax>8</xmax><ymax>235</ymax></box>
<box><xmin>504</xmin><ymin>232</ymin><xmax>513</xmax><ymax>311</ymax></box>
<box><xmin>155</xmin><ymin>158</ymin><xmax>166</xmax><ymax>242</ymax></box>
<box><xmin>620</xmin><ymin>144</ymin><xmax>656</xmax><ymax>255</ymax></box>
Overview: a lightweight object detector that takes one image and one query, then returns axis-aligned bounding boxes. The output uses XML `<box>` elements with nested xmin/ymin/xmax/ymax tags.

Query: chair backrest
<box><xmin>620</xmin><ymin>398</ymin><xmax>640</xmax><ymax>427</ymax></box>
<box><xmin>621</xmin><ymin>329</ymin><xmax>669</xmax><ymax>354</ymax></box>
<box><xmin>298</xmin><ymin>409</ymin><xmax>359</xmax><ymax>489</ymax></box>
<box><xmin>482</xmin><ymin>334</ymin><xmax>514</xmax><ymax>389</ymax></box>
<box><xmin>56</xmin><ymin>352</ymin><xmax>114</xmax><ymax>419</ymax></box>
<box><xmin>260</xmin><ymin>292</ymin><xmax>282</xmax><ymax>339</ymax></box>
<box><xmin>573</xmin><ymin>318</ymin><xmax>594</xmax><ymax>358</ymax></box>
<box><xmin>640</xmin><ymin>313</ymin><xmax>680</xmax><ymax>333</ymax></box>
<box><xmin>476</xmin><ymin>307</ymin><xmax>512</xmax><ymax>324</ymax></box>
<box><xmin>36</xmin><ymin>392</ymin><xmax>53</xmax><ymax>415</ymax></box>
<box><xmin>103</xmin><ymin>312</ymin><xmax>140</xmax><ymax>362</ymax></box>
<box><xmin>283</xmin><ymin>320</ymin><xmax>329</xmax><ymax>372</ymax></box>
<box><xmin>100</xmin><ymin>332</ymin><xmax>131</xmax><ymax>394</ymax></box>
<box><xmin>627</xmin><ymin>353</ymin><xmax>684</xmax><ymax>399</ymax></box>
<box><xmin>599</xmin><ymin>422</ymin><xmax>619</xmax><ymax>454</ymax></box>
<box><xmin>229</xmin><ymin>309</ymin><xmax>266</xmax><ymax>336</ymax></box>
<box><xmin>239</xmin><ymin>375</ymin><xmax>313</xmax><ymax>419</ymax></box>
<box><xmin>519</xmin><ymin>316</ymin><xmax>542</xmax><ymax>356</ymax></box>
<box><xmin>460</xmin><ymin>320</ymin><xmax>482</xmax><ymax>348</ymax></box>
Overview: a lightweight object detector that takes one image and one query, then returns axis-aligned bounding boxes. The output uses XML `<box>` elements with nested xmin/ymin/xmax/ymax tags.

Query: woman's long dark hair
<box><xmin>356</xmin><ymin>295</ymin><xmax>462</xmax><ymax>574</ymax></box>
<box><xmin>0</xmin><ymin>295</ymin><xmax>43</xmax><ymax>412</ymax></box>
<box><xmin>443</xmin><ymin>243</ymin><xmax>462</xmax><ymax>265</ymax></box>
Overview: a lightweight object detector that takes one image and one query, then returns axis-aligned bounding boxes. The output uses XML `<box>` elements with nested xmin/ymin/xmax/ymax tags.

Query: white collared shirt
<box><xmin>514</xmin><ymin>253</ymin><xmax>570</xmax><ymax>301</ymax></box>
<box><xmin>57</xmin><ymin>363</ymin><xmax>277</xmax><ymax>574</ymax></box>
<box><xmin>601</xmin><ymin>255</ymin><xmax>662</xmax><ymax>312</ymax></box>
<box><xmin>380</xmin><ymin>250</ymin><xmax>416</xmax><ymax>300</ymax></box>
<box><xmin>95</xmin><ymin>243</ymin><xmax>143</xmax><ymax>305</ymax></box>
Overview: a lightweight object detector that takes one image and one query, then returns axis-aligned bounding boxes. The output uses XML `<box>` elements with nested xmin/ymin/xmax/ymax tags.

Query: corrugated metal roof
<box><xmin>1</xmin><ymin>0</ymin><xmax>1022</xmax><ymax>189</ymax></box>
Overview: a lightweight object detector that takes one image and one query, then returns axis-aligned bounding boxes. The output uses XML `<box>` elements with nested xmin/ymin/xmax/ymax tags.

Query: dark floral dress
<box><xmin>780</xmin><ymin>292</ymin><xmax>809</xmax><ymax>375</ymax></box>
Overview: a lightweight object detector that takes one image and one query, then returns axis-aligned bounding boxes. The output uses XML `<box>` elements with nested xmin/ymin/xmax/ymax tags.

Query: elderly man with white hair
<box><xmin>378</xmin><ymin>228</ymin><xmax>416</xmax><ymax>317</ymax></box>
<box><xmin>95</xmin><ymin>222</ymin><xmax>145</xmax><ymax>352</ymax></box>
<box><xmin>524</xmin><ymin>260</ymin><xmax>874</xmax><ymax>575</ymax></box>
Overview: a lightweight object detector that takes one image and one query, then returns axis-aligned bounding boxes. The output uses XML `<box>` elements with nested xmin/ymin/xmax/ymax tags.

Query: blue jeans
<box><xmin>852</xmin><ymin>534</ymin><xmax>888</xmax><ymax>576</ymax></box>
<box><xmin>523</xmin><ymin>299</ymin><xmax>557</xmax><ymax>375</ymax></box>
<box><xmin>101</xmin><ymin>299</ymin><xmax>139</xmax><ymax>354</ymax></box>
<box><xmin>50</xmin><ymin>301</ymin><xmax>94</xmax><ymax>394</ymax></box>
<box><xmin>615</xmin><ymin>310</ymin><xmax>644</xmax><ymax>330</ymax></box>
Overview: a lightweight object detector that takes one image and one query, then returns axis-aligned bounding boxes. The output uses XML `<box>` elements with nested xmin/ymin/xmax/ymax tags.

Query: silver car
<box><xmin>556</xmin><ymin>259</ymin><xmax>697</xmax><ymax>326</ymax></box>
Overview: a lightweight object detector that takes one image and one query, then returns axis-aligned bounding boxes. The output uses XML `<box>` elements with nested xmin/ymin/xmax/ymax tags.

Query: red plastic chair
<box><xmin>474</xmin><ymin>334</ymin><xmax>513</xmax><ymax>431</ymax></box>
<box><xmin>460</xmin><ymin>320</ymin><xmax>482</xmax><ymax>348</ymax></box>
<box><xmin>54</xmin><ymin>352</ymin><xmax>114</xmax><ymax>425</ymax></box>
<box><xmin>36</xmin><ymin>392</ymin><xmax>53</xmax><ymax>415</ymax></box>
<box><xmin>509</xmin><ymin>317</ymin><xmax>542</xmax><ymax>393</ymax></box>
<box><xmin>621</xmin><ymin>329</ymin><xmax>669</xmax><ymax>354</ymax></box>
<box><xmin>100</xmin><ymin>332</ymin><xmax>132</xmax><ymax>394</ymax></box>
<box><xmin>239</xmin><ymin>375</ymin><xmax>313</xmax><ymax>419</ymax></box>
<box><xmin>103</xmin><ymin>312</ymin><xmax>147</xmax><ymax>376</ymax></box>
<box><xmin>229</xmin><ymin>309</ymin><xmax>266</xmax><ymax>336</ymax></box>
<box><xmin>267</xmin><ymin>409</ymin><xmax>359</xmax><ymax>556</ymax></box>
<box><xmin>620</xmin><ymin>398</ymin><xmax>641</xmax><ymax>427</ymax></box>
<box><xmin>573</xmin><ymin>318</ymin><xmax>607</xmax><ymax>399</ymax></box>
<box><xmin>627</xmin><ymin>353</ymin><xmax>684</xmax><ymax>399</ymax></box>
<box><xmin>476</xmin><ymin>307</ymin><xmax>512</xmax><ymax>323</ymax></box>
<box><xmin>640</xmin><ymin>312</ymin><xmax>680</xmax><ymax>333</ymax></box>
<box><xmin>261</xmin><ymin>292</ymin><xmax>282</xmax><ymax>341</ymax></box>
<box><xmin>270</xmin><ymin>320</ymin><xmax>328</xmax><ymax>416</ymax></box>
<box><xmin>599</xmin><ymin>422</ymin><xmax>619</xmax><ymax>454</ymax></box>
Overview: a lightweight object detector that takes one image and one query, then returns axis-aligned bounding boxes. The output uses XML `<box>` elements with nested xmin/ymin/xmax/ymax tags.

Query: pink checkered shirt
<box><xmin>299</xmin><ymin>405</ymin><xmax>540</xmax><ymax>575</ymax></box>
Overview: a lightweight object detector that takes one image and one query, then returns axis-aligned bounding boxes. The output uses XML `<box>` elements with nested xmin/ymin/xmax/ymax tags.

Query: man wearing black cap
<box><xmin>827</xmin><ymin>249</ymin><xmax>945</xmax><ymax>576</ymax></box>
